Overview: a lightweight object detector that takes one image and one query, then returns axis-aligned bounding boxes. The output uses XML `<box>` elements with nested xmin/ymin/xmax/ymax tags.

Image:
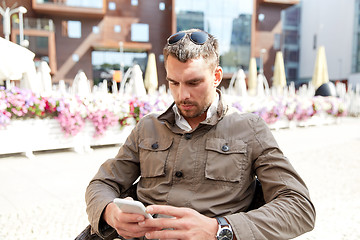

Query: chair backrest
<box><xmin>247</xmin><ymin>178</ymin><xmax>265</xmax><ymax>211</ymax></box>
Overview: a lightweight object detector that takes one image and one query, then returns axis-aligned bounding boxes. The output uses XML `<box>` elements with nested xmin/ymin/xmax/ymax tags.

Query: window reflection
<box><xmin>16</xmin><ymin>35</ymin><xmax>50</xmax><ymax>68</ymax></box>
<box><xmin>92</xmin><ymin>51</ymin><xmax>148</xmax><ymax>86</ymax></box>
<box><xmin>175</xmin><ymin>0</ymin><xmax>253</xmax><ymax>73</ymax></box>
<box><xmin>37</xmin><ymin>0</ymin><xmax>103</xmax><ymax>8</ymax></box>
<box><xmin>131</xmin><ymin>23</ymin><xmax>149</xmax><ymax>42</ymax></box>
<box><xmin>354</xmin><ymin>0</ymin><xmax>360</xmax><ymax>73</ymax></box>
<box><xmin>62</xmin><ymin>20</ymin><xmax>81</xmax><ymax>38</ymax></box>
<box><xmin>282</xmin><ymin>4</ymin><xmax>301</xmax><ymax>81</ymax></box>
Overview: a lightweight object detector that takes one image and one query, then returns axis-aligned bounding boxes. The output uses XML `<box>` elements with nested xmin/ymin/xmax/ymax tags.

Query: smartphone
<box><xmin>113</xmin><ymin>198</ymin><xmax>153</xmax><ymax>219</ymax></box>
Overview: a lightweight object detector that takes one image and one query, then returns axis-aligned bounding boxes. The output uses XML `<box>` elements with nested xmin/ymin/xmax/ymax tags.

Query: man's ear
<box><xmin>214</xmin><ymin>66</ymin><xmax>223</xmax><ymax>87</ymax></box>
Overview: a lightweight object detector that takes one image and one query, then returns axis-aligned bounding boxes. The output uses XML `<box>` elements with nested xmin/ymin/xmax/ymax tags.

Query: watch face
<box><xmin>219</xmin><ymin>228</ymin><xmax>233</xmax><ymax>240</ymax></box>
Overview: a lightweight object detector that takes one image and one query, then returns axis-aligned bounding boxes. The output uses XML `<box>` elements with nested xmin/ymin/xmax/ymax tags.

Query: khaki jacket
<box><xmin>85</xmin><ymin>91</ymin><xmax>315</xmax><ymax>240</ymax></box>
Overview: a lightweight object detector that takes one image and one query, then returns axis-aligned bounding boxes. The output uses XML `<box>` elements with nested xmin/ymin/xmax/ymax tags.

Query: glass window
<box><xmin>92</xmin><ymin>51</ymin><xmax>148</xmax><ymax>85</ymax></box>
<box><xmin>355</xmin><ymin>32</ymin><xmax>360</xmax><ymax>72</ymax></box>
<box><xmin>284</xmin><ymin>49</ymin><xmax>299</xmax><ymax>63</ymax></box>
<box><xmin>159</xmin><ymin>2</ymin><xmax>165</xmax><ymax>11</ymax></box>
<box><xmin>66</xmin><ymin>0</ymin><xmax>103</xmax><ymax>8</ymax></box>
<box><xmin>283</xmin><ymin>6</ymin><xmax>300</xmax><ymax>27</ymax></box>
<box><xmin>131</xmin><ymin>23</ymin><xmax>149</xmax><ymax>42</ymax></box>
<box><xmin>284</xmin><ymin>30</ymin><xmax>298</xmax><ymax>45</ymax></box>
<box><xmin>68</xmin><ymin>21</ymin><xmax>81</xmax><ymax>38</ymax></box>
<box><xmin>288</xmin><ymin>68</ymin><xmax>297</xmax><ymax>79</ymax></box>
<box><xmin>92</xmin><ymin>26</ymin><xmax>100</xmax><ymax>34</ymax></box>
<box><xmin>37</xmin><ymin>0</ymin><xmax>102</xmax><ymax>8</ymax></box>
<box><xmin>289</xmin><ymin>51</ymin><xmax>299</xmax><ymax>62</ymax></box>
<box><xmin>282</xmin><ymin>4</ymin><xmax>300</xmax><ymax>82</ymax></box>
<box><xmin>175</xmin><ymin>0</ymin><xmax>253</xmax><ymax>73</ymax></box>
<box><xmin>353</xmin><ymin>0</ymin><xmax>360</xmax><ymax>73</ymax></box>
<box><xmin>274</xmin><ymin>34</ymin><xmax>281</xmax><ymax>50</ymax></box>
<box><xmin>108</xmin><ymin>2</ymin><xmax>116</xmax><ymax>10</ymax></box>
<box><xmin>159</xmin><ymin>54</ymin><xmax>164</xmax><ymax>62</ymax></box>
<box><xmin>131</xmin><ymin>0</ymin><xmax>138</xmax><ymax>6</ymax></box>
<box><xmin>19</xmin><ymin>35</ymin><xmax>49</xmax><ymax>67</ymax></box>
<box><xmin>72</xmin><ymin>54</ymin><xmax>79</xmax><ymax>62</ymax></box>
<box><xmin>36</xmin><ymin>36</ymin><xmax>49</xmax><ymax>49</ymax></box>
<box><xmin>114</xmin><ymin>25</ymin><xmax>121</xmax><ymax>33</ymax></box>
<box><xmin>62</xmin><ymin>20</ymin><xmax>81</xmax><ymax>38</ymax></box>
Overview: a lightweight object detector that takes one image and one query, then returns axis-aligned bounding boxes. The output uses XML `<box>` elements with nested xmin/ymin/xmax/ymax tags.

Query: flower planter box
<box><xmin>1</xmin><ymin>114</ymin><xmax>339</xmax><ymax>157</ymax></box>
<box><xmin>0</xmin><ymin>119</ymin><xmax>133</xmax><ymax>157</ymax></box>
<box><xmin>268</xmin><ymin>115</ymin><xmax>338</xmax><ymax>130</ymax></box>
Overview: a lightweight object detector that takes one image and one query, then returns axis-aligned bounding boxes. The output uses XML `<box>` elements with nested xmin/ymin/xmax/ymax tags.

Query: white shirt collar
<box><xmin>173</xmin><ymin>92</ymin><xmax>219</xmax><ymax>132</ymax></box>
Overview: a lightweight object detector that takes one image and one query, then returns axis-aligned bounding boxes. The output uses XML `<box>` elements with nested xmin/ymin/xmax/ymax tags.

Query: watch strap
<box><xmin>216</xmin><ymin>217</ymin><xmax>233</xmax><ymax>240</ymax></box>
<box><xmin>216</xmin><ymin>216</ymin><xmax>229</xmax><ymax>226</ymax></box>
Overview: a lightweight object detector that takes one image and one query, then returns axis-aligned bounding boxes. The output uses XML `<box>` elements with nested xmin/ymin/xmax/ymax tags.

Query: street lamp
<box><xmin>0</xmin><ymin>4</ymin><xmax>28</xmax><ymax>46</ymax></box>
<box><xmin>119</xmin><ymin>41</ymin><xmax>124</xmax><ymax>80</ymax></box>
<box><xmin>258</xmin><ymin>48</ymin><xmax>270</xmax><ymax>95</ymax></box>
<box><xmin>259</xmin><ymin>48</ymin><xmax>267</xmax><ymax>74</ymax></box>
<box><xmin>0</xmin><ymin>5</ymin><xmax>12</xmax><ymax>40</ymax></box>
<box><xmin>18</xmin><ymin>6</ymin><xmax>28</xmax><ymax>47</ymax></box>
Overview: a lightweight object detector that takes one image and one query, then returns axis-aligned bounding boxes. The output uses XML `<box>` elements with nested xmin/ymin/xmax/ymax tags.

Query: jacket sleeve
<box><xmin>85</xmin><ymin>125</ymin><xmax>141</xmax><ymax>238</ymax></box>
<box><xmin>226</xmin><ymin>115</ymin><xmax>316</xmax><ymax>240</ymax></box>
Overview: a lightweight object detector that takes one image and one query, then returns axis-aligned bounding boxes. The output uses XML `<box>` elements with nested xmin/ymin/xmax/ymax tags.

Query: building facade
<box><xmin>1</xmin><ymin>0</ymin><xmax>299</xmax><ymax>88</ymax></box>
<box><xmin>298</xmin><ymin>0</ymin><xmax>360</xmax><ymax>86</ymax></box>
<box><xmin>282</xmin><ymin>4</ymin><xmax>301</xmax><ymax>84</ymax></box>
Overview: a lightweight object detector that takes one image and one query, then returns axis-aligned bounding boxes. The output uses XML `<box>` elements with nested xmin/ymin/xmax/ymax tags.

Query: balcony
<box><xmin>32</xmin><ymin>0</ymin><xmax>106</xmax><ymax>18</ymax></box>
<box><xmin>11</xmin><ymin>18</ymin><xmax>57</xmax><ymax>74</ymax></box>
<box><xmin>13</xmin><ymin>18</ymin><xmax>55</xmax><ymax>32</ymax></box>
<box><xmin>259</xmin><ymin>0</ymin><xmax>300</xmax><ymax>7</ymax></box>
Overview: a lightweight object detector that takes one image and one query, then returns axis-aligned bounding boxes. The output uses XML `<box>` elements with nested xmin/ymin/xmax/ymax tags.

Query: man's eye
<box><xmin>189</xmin><ymin>81</ymin><xmax>199</xmax><ymax>86</ymax></box>
<box><xmin>170</xmin><ymin>81</ymin><xmax>179</xmax><ymax>86</ymax></box>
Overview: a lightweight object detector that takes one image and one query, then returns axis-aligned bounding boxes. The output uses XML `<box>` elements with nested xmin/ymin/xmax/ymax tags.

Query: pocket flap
<box><xmin>206</xmin><ymin>138</ymin><xmax>246</xmax><ymax>154</ymax></box>
<box><xmin>139</xmin><ymin>137</ymin><xmax>173</xmax><ymax>151</ymax></box>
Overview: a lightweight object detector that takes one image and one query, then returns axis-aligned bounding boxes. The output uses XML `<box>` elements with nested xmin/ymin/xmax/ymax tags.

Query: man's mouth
<box><xmin>180</xmin><ymin>104</ymin><xmax>194</xmax><ymax>111</ymax></box>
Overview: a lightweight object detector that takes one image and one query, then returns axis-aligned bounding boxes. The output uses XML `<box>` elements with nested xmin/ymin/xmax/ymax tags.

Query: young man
<box><xmin>85</xmin><ymin>29</ymin><xmax>315</xmax><ymax>240</ymax></box>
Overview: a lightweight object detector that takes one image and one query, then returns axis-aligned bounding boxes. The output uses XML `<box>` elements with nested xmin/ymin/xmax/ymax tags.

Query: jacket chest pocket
<box><xmin>139</xmin><ymin>137</ymin><xmax>173</xmax><ymax>178</ymax></box>
<box><xmin>205</xmin><ymin>138</ymin><xmax>247</xmax><ymax>182</ymax></box>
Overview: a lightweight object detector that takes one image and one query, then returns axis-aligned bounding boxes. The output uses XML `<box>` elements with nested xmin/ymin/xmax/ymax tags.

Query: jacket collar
<box><xmin>157</xmin><ymin>89</ymin><xmax>228</xmax><ymax>133</ymax></box>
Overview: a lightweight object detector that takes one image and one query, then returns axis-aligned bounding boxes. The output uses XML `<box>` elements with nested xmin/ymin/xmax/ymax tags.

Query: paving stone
<box><xmin>0</xmin><ymin>117</ymin><xmax>359</xmax><ymax>239</ymax></box>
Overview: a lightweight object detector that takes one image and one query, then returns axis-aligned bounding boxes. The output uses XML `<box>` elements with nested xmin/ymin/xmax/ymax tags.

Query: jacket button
<box><xmin>151</xmin><ymin>143</ymin><xmax>159</xmax><ymax>149</ymax></box>
<box><xmin>175</xmin><ymin>171</ymin><xmax>183</xmax><ymax>178</ymax></box>
<box><xmin>221</xmin><ymin>145</ymin><xmax>229</xmax><ymax>152</ymax></box>
<box><xmin>184</xmin><ymin>133</ymin><xmax>192</xmax><ymax>140</ymax></box>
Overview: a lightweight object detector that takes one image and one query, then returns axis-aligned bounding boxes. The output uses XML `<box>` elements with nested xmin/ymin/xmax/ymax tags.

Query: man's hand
<box><xmin>139</xmin><ymin>205</ymin><xmax>218</xmax><ymax>240</ymax></box>
<box><xmin>102</xmin><ymin>198</ymin><xmax>157</xmax><ymax>239</ymax></box>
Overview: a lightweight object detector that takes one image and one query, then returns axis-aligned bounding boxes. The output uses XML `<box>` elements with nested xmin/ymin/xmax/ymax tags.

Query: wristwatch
<box><xmin>216</xmin><ymin>217</ymin><xmax>233</xmax><ymax>240</ymax></box>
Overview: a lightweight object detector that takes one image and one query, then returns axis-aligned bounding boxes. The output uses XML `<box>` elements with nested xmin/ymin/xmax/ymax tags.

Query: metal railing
<box><xmin>12</xmin><ymin>18</ymin><xmax>54</xmax><ymax>32</ymax></box>
<box><xmin>35</xmin><ymin>0</ymin><xmax>103</xmax><ymax>9</ymax></box>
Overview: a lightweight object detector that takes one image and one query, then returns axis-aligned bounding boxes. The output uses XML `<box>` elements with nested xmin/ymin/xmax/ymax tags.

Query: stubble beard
<box><xmin>178</xmin><ymin>100</ymin><xmax>211</xmax><ymax>119</ymax></box>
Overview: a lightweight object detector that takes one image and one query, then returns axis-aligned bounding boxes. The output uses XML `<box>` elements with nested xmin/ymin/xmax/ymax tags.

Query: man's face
<box><xmin>165</xmin><ymin>55</ymin><xmax>222</xmax><ymax>125</ymax></box>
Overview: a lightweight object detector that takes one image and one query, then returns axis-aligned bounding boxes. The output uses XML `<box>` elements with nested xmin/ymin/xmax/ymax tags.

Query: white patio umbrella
<box><xmin>0</xmin><ymin>37</ymin><xmax>37</xmax><ymax>90</ymax></box>
<box><xmin>247</xmin><ymin>57</ymin><xmax>258</xmax><ymax>96</ymax></box>
<box><xmin>272</xmin><ymin>51</ymin><xmax>287</xmax><ymax>89</ymax></box>
<box><xmin>312</xmin><ymin>46</ymin><xmax>329</xmax><ymax>90</ymax></box>
<box><xmin>144</xmin><ymin>53</ymin><xmax>158</xmax><ymax>94</ymax></box>
<box><xmin>37</xmin><ymin>60</ymin><xmax>52</xmax><ymax>95</ymax></box>
<box><xmin>119</xmin><ymin>64</ymin><xmax>147</xmax><ymax>96</ymax></box>
<box><xmin>256</xmin><ymin>73</ymin><xmax>265</xmax><ymax>97</ymax></box>
<box><xmin>72</xmin><ymin>70</ymin><xmax>91</xmax><ymax>98</ymax></box>
<box><xmin>257</xmin><ymin>73</ymin><xmax>270</xmax><ymax>97</ymax></box>
<box><xmin>234</xmin><ymin>69</ymin><xmax>247</xmax><ymax>97</ymax></box>
<box><xmin>131</xmin><ymin>64</ymin><xmax>147</xmax><ymax>96</ymax></box>
<box><xmin>58</xmin><ymin>79</ymin><xmax>67</xmax><ymax>95</ymax></box>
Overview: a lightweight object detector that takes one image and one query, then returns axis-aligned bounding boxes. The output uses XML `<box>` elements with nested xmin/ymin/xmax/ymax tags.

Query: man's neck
<box><xmin>184</xmin><ymin>112</ymin><xmax>207</xmax><ymax>130</ymax></box>
<box><xmin>173</xmin><ymin>92</ymin><xmax>219</xmax><ymax>131</ymax></box>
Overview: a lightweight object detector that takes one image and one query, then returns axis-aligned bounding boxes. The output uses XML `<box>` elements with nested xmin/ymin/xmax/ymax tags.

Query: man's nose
<box><xmin>179</xmin><ymin>85</ymin><xmax>190</xmax><ymax>100</ymax></box>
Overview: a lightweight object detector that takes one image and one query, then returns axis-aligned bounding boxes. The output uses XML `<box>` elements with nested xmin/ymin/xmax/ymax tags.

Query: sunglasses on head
<box><xmin>167</xmin><ymin>31</ymin><xmax>209</xmax><ymax>45</ymax></box>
